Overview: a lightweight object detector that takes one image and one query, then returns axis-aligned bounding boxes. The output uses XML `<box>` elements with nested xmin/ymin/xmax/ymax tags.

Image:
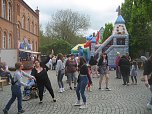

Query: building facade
<box><xmin>0</xmin><ymin>0</ymin><xmax>39</xmax><ymax>52</ymax></box>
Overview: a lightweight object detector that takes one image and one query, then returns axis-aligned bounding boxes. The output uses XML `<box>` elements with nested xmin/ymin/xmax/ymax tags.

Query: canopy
<box><xmin>19</xmin><ymin>49</ymin><xmax>41</xmax><ymax>54</ymax></box>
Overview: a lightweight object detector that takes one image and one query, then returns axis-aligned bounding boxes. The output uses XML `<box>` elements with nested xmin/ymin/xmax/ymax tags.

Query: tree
<box><xmin>45</xmin><ymin>9</ymin><xmax>90</xmax><ymax>41</ymax></box>
<box><xmin>102</xmin><ymin>23</ymin><xmax>113</xmax><ymax>43</ymax></box>
<box><xmin>121</xmin><ymin>0</ymin><xmax>152</xmax><ymax>57</ymax></box>
<box><xmin>40</xmin><ymin>40</ymin><xmax>72</xmax><ymax>55</ymax></box>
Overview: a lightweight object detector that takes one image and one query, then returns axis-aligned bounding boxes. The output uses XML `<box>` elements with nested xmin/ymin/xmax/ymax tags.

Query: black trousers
<box><xmin>37</xmin><ymin>82</ymin><xmax>55</xmax><ymax>101</ymax></box>
<box><xmin>121</xmin><ymin>70</ymin><xmax>130</xmax><ymax>85</ymax></box>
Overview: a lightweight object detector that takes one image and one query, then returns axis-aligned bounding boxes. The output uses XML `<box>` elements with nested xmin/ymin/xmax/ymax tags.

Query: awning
<box><xmin>19</xmin><ymin>49</ymin><xmax>41</xmax><ymax>54</ymax></box>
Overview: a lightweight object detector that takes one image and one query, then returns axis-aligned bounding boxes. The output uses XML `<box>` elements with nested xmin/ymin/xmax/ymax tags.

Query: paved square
<box><xmin>0</xmin><ymin>70</ymin><xmax>151</xmax><ymax>114</ymax></box>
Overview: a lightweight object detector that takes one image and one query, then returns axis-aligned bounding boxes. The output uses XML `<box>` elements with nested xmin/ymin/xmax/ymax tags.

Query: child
<box><xmin>87</xmin><ymin>65</ymin><xmax>92</xmax><ymax>91</ymax></box>
<box><xmin>130</xmin><ymin>61</ymin><xmax>138</xmax><ymax>85</ymax></box>
<box><xmin>22</xmin><ymin>78</ymin><xmax>36</xmax><ymax>101</ymax></box>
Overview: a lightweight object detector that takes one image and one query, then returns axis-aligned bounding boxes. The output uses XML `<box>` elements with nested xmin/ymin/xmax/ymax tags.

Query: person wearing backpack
<box><xmin>3</xmin><ymin>62</ymin><xmax>35</xmax><ymax>114</ymax></box>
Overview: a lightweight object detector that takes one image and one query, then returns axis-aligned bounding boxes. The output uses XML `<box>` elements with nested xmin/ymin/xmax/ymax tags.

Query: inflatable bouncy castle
<box><xmin>71</xmin><ymin>14</ymin><xmax>129</xmax><ymax>67</ymax></box>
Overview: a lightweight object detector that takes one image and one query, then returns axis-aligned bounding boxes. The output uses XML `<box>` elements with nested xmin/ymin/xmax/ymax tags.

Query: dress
<box><xmin>98</xmin><ymin>60</ymin><xmax>108</xmax><ymax>75</ymax></box>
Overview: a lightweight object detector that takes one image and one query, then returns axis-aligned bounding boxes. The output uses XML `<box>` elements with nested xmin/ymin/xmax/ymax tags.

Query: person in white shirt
<box><xmin>56</xmin><ymin>53</ymin><xmax>65</xmax><ymax>93</ymax></box>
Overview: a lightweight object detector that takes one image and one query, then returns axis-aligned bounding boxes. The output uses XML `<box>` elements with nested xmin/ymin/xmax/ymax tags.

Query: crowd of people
<box><xmin>1</xmin><ymin>51</ymin><xmax>152</xmax><ymax>113</ymax></box>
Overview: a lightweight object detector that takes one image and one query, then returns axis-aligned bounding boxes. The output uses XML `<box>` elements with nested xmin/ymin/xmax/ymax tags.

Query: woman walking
<box><xmin>65</xmin><ymin>54</ymin><xmax>77</xmax><ymax>90</ymax></box>
<box><xmin>130</xmin><ymin>61</ymin><xmax>138</xmax><ymax>85</ymax></box>
<box><xmin>97</xmin><ymin>53</ymin><xmax>111</xmax><ymax>90</ymax></box>
<box><xmin>31</xmin><ymin>60</ymin><xmax>56</xmax><ymax>104</ymax></box>
<box><xmin>56</xmin><ymin>53</ymin><xmax>65</xmax><ymax>93</ymax></box>
<box><xmin>74</xmin><ymin>57</ymin><xmax>92</xmax><ymax>109</ymax></box>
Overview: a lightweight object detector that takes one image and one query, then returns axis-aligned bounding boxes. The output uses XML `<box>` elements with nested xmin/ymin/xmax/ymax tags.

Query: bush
<box><xmin>40</xmin><ymin>39</ymin><xmax>72</xmax><ymax>55</ymax></box>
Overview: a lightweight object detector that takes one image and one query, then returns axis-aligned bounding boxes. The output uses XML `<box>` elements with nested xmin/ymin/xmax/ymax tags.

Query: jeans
<box><xmin>67</xmin><ymin>72</ymin><xmax>77</xmax><ymax>87</ymax></box>
<box><xmin>76</xmin><ymin>75</ymin><xmax>88</xmax><ymax>103</ymax></box>
<box><xmin>57</xmin><ymin>70</ymin><xmax>64</xmax><ymax>88</ymax></box>
<box><xmin>150</xmin><ymin>85</ymin><xmax>152</xmax><ymax>105</ymax></box>
<box><xmin>4</xmin><ymin>85</ymin><xmax>22</xmax><ymax>112</ymax></box>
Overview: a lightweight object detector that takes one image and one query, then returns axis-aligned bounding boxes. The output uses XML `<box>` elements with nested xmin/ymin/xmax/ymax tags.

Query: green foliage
<box><xmin>45</xmin><ymin>9</ymin><xmax>90</xmax><ymax>41</ymax></box>
<box><xmin>102</xmin><ymin>23</ymin><xmax>113</xmax><ymax>43</ymax></box>
<box><xmin>39</xmin><ymin>39</ymin><xmax>72</xmax><ymax>55</ymax></box>
<box><xmin>121</xmin><ymin>0</ymin><xmax>152</xmax><ymax>58</ymax></box>
<box><xmin>39</xmin><ymin>25</ymin><xmax>86</xmax><ymax>55</ymax></box>
<box><xmin>39</xmin><ymin>9</ymin><xmax>90</xmax><ymax>55</ymax></box>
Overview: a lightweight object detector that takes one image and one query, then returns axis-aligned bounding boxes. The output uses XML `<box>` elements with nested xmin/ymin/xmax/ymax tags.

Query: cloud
<box><xmin>25</xmin><ymin>0</ymin><xmax>124</xmax><ymax>35</ymax></box>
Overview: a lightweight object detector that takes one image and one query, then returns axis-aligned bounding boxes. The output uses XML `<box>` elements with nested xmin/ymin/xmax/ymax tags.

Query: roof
<box><xmin>115</xmin><ymin>15</ymin><xmax>125</xmax><ymax>24</ymax></box>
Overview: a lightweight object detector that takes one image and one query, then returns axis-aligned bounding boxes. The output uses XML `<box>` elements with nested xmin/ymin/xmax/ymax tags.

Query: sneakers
<box><xmin>53</xmin><ymin>98</ymin><xmax>56</xmax><ymax>102</ymax></box>
<box><xmin>73</xmin><ymin>101</ymin><xmax>81</xmax><ymax>106</ymax></box>
<box><xmin>39</xmin><ymin>101</ymin><xmax>43</xmax><ymax>104</ymax></box>
<box><xmin>58</xmin><ymin>88</ymin><xmax>63</xmax><ymax>93</ymax></box>
<box><xmin>147</xmin><ymin>103</ymin><xmax>152</xmax><ymax>110</ymax></box>
<box><xmin>105</xmin><ymin>87</ymin><xmax>111</xmax><ymax>91</ymax></box>
<box><xmin>3</xmin><ymin>109</ymin><xmax>8</xmax><ymax>114</ymax></box>
<box><xmin>79</xmin><ymin>104</ymin><xmax>87</xmax><ymax>109</ymax></box>
<box><xmin>58</xmin><ymin>88</ymin><xmax>65</xmax><ymax>93</ymax></box>
<box><xmin>62</xmin><ymin>88</ymin><xmax>65</xmax><ymax>92</ymax></box>
<box><xmin>22</xmin><ymin>96</ymin><xmax>30</xmax><ymax>101</ymax></box>
<box><xmin>18</xmin><ymin>110</ymin><xmax>25</xmax><ymax>114</ymax></box>
<box><xmin>70</xmin><ymin>87</ymin><xmax>72</xmax><ymax>90</ymax></box>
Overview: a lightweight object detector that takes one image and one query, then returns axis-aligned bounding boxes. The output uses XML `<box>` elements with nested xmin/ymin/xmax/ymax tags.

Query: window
<box><xmin>27</xmin><ymin>17</ymin><xmax>30</xmax><ymax>31</ymax></box>
<box><xmin>32</xmin><ymin>41</ymin><xmax>34</xmax><ymax>51</ymax></box>
<box><xmin>21</xmin><ymin>16</ymin><xmax>25</xmax><ymax>29</ymax></box>
<box><xmin>3</xmin><ymin>32</ymin><xmax>7</xmax><ymax>48</ymax></box>
<box><xmin>32</xmin><ymin>21</ymin><xmax>34</xmax><ymax>33</ymax></box>
<box><xmin>117</xmin><ymin>38</ymin><xmax>125</xmax><ymax>45</ymax></box>
<box><xmin>2</xmin><ymin>0</ymin><xmax>7</xmax><ymax>19</ymax></box>
<box><xmin>17</xmin><ymin>4</ymin><xmax>20</xmax><ymax>15</ymax></box>
<box><xmin>8</xmin><ymin>2</ymin><xmax>12</xmax><ymax>21</ymax></box>
<box><xmin>17</xmin><ymin>24</ymin><xmax>20</xmax><ymax>40</ymax></box>
<box><xmin>36</xmin><ymin>41</ymin><xmax>37</xmax><ymax>51</ymax></box>
<box><xmin>35</xmin><ymin>24</ymin><xmax>37</xmax><ymax>35</ymax></box>
<box><xmin>8</xmin><ymin>33</ymin><xmax>12</xmax><ymax>48</ymax></box>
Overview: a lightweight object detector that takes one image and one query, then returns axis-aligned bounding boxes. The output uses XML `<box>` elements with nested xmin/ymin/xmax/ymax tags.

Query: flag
<box><xmin>96</xmin><ymin>31</ymin><xmax>100</xmax><ymax>44</ymax></box>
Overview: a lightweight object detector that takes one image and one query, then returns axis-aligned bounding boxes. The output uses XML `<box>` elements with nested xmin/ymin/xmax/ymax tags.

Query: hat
<box><xmin>116</xmin><ymin>52</ymin><xmax>120</xmax><ymax>55</ymax></box>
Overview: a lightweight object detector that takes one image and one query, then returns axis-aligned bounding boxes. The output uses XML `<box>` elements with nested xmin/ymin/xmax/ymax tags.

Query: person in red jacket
<box><xmin>115</xmin><ymin>52</ymin><xmax>121</xmax><ymax>79</ymax></box>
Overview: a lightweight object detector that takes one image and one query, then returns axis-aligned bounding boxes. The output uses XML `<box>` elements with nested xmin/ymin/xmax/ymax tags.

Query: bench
<box><xmin>1</xmin><ymin>77</ymin><xmax>9</xmax><ymax>85</ymax></box>
<box><xmin>0</xmin><ymin>80</ymin><xmax>6</xmax><ymax>91</ymax></box>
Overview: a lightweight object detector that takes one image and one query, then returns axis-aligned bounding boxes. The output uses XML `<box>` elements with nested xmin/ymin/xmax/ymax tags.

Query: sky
<box><xmin>25</xmin><ymin>0</ymin><xmax>124</xmax><ymax>35</ymax></box>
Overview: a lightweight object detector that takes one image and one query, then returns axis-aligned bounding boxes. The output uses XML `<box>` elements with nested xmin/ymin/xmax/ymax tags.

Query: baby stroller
<box><xmin>22</xmin><ymin>79</ymin><xmax>38</xmax><ymax>101</ymax></box>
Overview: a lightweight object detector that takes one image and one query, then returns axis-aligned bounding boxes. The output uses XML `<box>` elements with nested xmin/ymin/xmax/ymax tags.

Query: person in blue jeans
<box><xmin>22</xmin><ymin>78</ymin><xmax>36</xmax><ymax>101</ymax></box>
<box><xmin>74</xmin><ymin>57</ymin><xmax>92</xmax><ymax>109</ymax></box>
<box><xmin>3</xmin><ymin>62</ymin><xmax>35</xmax><ymax>114</ymax></box>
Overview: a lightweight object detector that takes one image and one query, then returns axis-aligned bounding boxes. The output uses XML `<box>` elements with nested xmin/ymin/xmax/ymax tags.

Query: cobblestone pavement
<box><xmin>0</xmin><ymin>70</ymin><xmax>151</xmax><ymax>114</ymax></box>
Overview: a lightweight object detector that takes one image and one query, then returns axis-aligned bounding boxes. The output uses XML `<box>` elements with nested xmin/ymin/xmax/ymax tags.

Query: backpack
<box><xmin>9</xmin><ymin>73</ymin><xmax>18</xmax><ymax>85</ymax></box>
